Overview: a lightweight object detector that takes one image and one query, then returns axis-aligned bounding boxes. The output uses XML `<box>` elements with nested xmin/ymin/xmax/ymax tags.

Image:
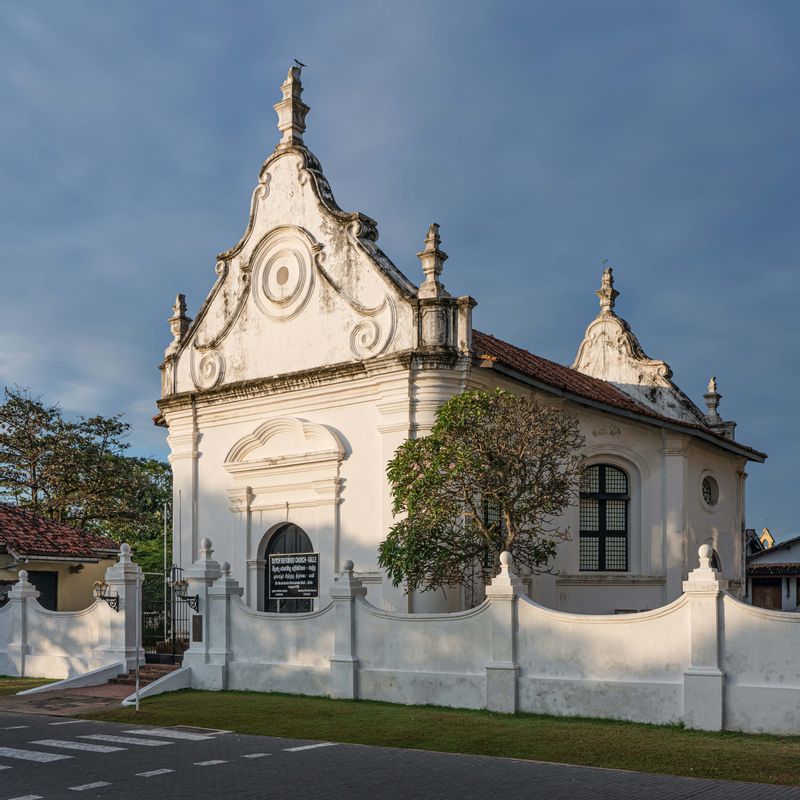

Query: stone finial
<box><xmin>342</xmin><ymin>559</ymin><xmax>354</xmax><ymax>576</ymax></box>
<box><xmin>221</xmin><ymin>561</ymin><xmax>231</xmax><ymax>577</ymax></box>
<box><xmin>485</xmin><ymin>550</ymin><xmax>525</xmax><ymax>597</ymax></box>
<box><xmin>118</xmin><ymin>543</ymin><xmax>132</xmax><ymax>565</ymax></box>
<box><xmin>167</xmin><ymin>293</ymin><xmax>192</xmax><ymax>353</ymax></box>
<box><xmin>274</xmin><ymin>65</ymin><xmax>310</xmax><ymax>148</ymax></box>
<box><xmin>200</xmin><ymin>538</ymin><xmax>213</xmax><ymax>559</ymax></box>
<box><xmin>683</xmin><ymin>543</ymin><xmax>727</xmax><ymax>593</ymax></box>
<box><xmin>703</xmin><ymin>376</ymin><xmax>722</xmax><ymax>425</ymax></box>
<box><xmin>596</xmin><ymin>266</ymin><xmax>619</xmax><ymax>315</ymax></box>
<box><xmin>417</xmin><ymin>223</ymin><xmax>450</xmax><ymax>299</ymax></box>
<box><xmin>18</xmin><ymin>569</ymin><xmax>29</xmax><ymax>583</ymax></box>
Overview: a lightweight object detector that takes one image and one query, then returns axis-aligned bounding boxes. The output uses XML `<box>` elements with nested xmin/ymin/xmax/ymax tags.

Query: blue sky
<box><xmin>1</xmin><ymin>2</ymin><xmax>798</xmax><ymax>537</ymax></box>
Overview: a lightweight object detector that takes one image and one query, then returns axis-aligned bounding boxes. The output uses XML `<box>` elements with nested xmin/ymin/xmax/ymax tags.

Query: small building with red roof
<box><xmin>0</xmin><ymin>504</ymin><xmax>118</xmax><ymax>611</ymax></box>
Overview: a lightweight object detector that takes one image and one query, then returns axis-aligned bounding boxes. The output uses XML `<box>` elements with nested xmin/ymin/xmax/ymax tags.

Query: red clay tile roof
<box><xmin>0</xmin><ymin>504</ymin><xmax>118</xmax><ymax>561</ymax></box>
<box><xmin>472</xmin><ymin>330</ymin><xmax>766</xmax><ymax>461</ymax></box>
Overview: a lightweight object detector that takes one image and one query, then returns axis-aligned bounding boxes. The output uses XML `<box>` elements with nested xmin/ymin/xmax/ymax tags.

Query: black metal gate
<box><xmin>142</xmin><ymin>566</ymin><xmax>190</xmax><ymax>664</ymax></box>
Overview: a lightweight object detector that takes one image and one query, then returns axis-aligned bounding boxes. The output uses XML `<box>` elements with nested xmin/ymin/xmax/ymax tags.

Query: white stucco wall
<box><xmin>177</xmin><ymin>547</ymin><xmax>800</xmax><ymax>735</ymax></box>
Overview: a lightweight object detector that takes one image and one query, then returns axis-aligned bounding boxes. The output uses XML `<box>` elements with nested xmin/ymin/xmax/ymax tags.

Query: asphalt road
<box><xmin>0</xmin><ymin>711</ymin><xmax>799</xmax><ymax>800</ymax></box>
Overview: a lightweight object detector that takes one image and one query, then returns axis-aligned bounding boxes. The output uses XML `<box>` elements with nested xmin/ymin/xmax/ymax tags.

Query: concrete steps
<box><xmin>109</xmin><ymin>663</ymin><xmax>181</xmax><ymax>687</ymax></box>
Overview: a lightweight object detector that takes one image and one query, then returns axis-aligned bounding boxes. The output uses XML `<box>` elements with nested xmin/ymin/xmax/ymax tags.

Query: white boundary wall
<box><xmin>0</xmin><ymin>544</ymin><xmax>142</xmax><ymax>680</ymax></box>
<box><xmin>182</xmin><ymin>540</ymin><xmax>800</xmax><ymax>735</ymax></box>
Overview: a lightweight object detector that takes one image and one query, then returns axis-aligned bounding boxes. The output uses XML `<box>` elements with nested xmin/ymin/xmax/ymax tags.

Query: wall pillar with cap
<box><xmin>182</xmin><ymin>537</ymin><xmax>222</xmax><ymax>686</ymax></box>
<box><xmin>200</xmin><ymin>560</ymin><xmax>244</xmax><ymax>690</ymax></box>
<box><xmin>683</xmin><ymin>543</ymin><xmax>728</xmax><ymax>731</ymax></box>
<box><xmin>97</xmin><ymin>543</ymin><xmax>143</xmax><ymax>671</ymax></box>
<box><xmin>485</xmin><ymin>551</ymin><xmax>524</xmax><ymax>713</ymax></box>
<box><xmin>4</xmin><ymin>570</ymin><xmax>39</xmax><ymax>676</ymax></box>
<box><xmin>329</xmin><ymin>559</ymin><xmax>366</xmax><ymax>699</ymax></box>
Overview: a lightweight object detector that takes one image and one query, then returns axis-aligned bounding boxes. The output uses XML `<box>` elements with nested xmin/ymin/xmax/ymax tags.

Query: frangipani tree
<box><xmin>378</xmin><ymin>388</ymin><xmax>585</xmax><ymax>593</ymax></box>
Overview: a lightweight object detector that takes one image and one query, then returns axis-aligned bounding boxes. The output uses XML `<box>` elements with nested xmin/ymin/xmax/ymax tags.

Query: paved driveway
<box><xmin>0</xmin><ymin>710</ymin><xmax>798</xmax><ymax>800</ymax></box>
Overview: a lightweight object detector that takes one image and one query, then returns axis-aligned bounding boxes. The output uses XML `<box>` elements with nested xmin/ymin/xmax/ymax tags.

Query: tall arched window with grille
<box><xmin>580</xmin><ymin>464</ymin><xmax>629</xmax><ymax>571</ymax></box>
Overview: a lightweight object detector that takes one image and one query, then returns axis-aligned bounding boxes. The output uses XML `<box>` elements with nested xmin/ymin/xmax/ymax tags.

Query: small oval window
<box><xmin>702</xmin><ymin>476</ymin><xmax>719</xmax><ymax>507</ymax></box>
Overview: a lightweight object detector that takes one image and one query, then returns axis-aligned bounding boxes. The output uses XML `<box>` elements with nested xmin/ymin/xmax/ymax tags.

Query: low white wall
<box><xmin>179</xmin><ymin>542</ymin><xmax>800</xmax><ymax>734</ymax></box>
<box><xmin>355</xmin><ymin>601</ymin><xmax>491</xmax><ymax>709</ymax></box>
<box><xmin>20</xmin><ymin>601</ymin><xmax>111</xmax><ymax>679</ymax></box>
<box><xmin>516</xmin><ymin>596</ymin><xmax>689</xmax><ymax>724</ymax></box>
<box><xmin>0</xmin><ymin>546</ymin><xmax>142</xmax><ymax>681</ymax></box>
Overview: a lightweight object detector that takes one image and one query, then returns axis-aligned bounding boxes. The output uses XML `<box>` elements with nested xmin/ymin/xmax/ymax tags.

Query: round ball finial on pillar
<box><xmin>118</xmin><ymin>543</ymin><xmax>132</xmax><ymax>565</ymax></box>
<box><xmin>342</xmin><ymin>560</ymin><xmax>354</xmax><ymax>576</ymax></box>
<box><xmin>499</xmin><ymin>551</ymin><xmax>513</xmax><ymax>573</ymax></box>
<box><xmin>698</xmin><ymin>543</ymin><xmax>713</xmax><ymax>569</ymax></box>
<box><xmin>18</xmin><ymin>569</ymin><xmax>28</xmax><ymax>583</ymax></box>
<box><xmin>221</xmin><ymin>561</ymin><xmax>231</xmax><ymax>577</ymax></box>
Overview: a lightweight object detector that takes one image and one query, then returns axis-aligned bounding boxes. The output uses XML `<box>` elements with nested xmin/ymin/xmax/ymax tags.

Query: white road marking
<box><xmin>194</xmin><ymin>759</ymin><xmax>227</xmax><ymax>766</ymax></box>
<box><xmin>2</xmin><ymin>725</ymin><xmax>28</xmax><ymax>730</ymax></box>
<box><xmin>32</xmin><ymin>739</ymin><xmax>125</xmax><ymax>753</ymax></box>
<box><xmin>242</xmin><ymin>752</ymin><xmax>271</xmax><ymax>758</ymax></box>
<box><xmin>48</xmin><ymin>720</ymin><xmax>84</xmax><ymax>726</ymax></box>
<box><xmin>284</xmin><ymin>742</ymin><xmax>338</xmax><ymax>752</ymax></box>
<box><xmin>137</xmin><ymin>768</ymin><xmax>175</xmax><ymax>777</ymax></box>
<box><xmin>79</xmin><ymin>734</ymin><xmax>172</xmax><ymax>747</ymax></box>
<box><xmin>124</xmin><ymin>728</ymin><xmax>212</xmax><ymax>741</ymax></box>
<box><xmin>69</xmin><ymin>782</ymin><xmax>111</xmax><ymax>791</ymax></box>
<box><xmin>0</xmin><ymin>745</ymin><xmax>72</xmax><ymax>762</ymax></box>
<box><xmin>8</xmin><ymin>795</ymin><xmax>44</xmax><ymax>800</ymax></box>
<box><xmin>0</xmin><ymin>763</ymin><xmax>11</xmax><ymax>769</ymax></box>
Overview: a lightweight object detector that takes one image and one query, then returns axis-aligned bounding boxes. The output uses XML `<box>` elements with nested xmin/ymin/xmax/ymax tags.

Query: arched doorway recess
<box><xmin>264</xmin><ymin>522</ymin><xmax>314</xmax><ymax>613</ymax></box>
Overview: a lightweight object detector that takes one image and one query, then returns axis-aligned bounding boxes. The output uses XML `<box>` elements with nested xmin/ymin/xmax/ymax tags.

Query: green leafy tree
<box><xmin>0</xmin><ymin>386</ymin><xmax>171</xmax><ymax>572</ymax></box>
<box><xmin>378</xmin><ymin>388</ymin><xmax>585</xmax><ymax>594</ymax></box>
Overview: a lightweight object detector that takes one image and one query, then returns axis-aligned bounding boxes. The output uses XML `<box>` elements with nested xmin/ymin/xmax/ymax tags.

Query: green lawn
<box><xmin>88</xmin><ymin>689</ymin><xmax>800</xmax><ymax>786</ymax></box>
<box><xmin>0</xmin><ymin>675</ymin><xmax>53</xmax><ymax>696</ymax></box>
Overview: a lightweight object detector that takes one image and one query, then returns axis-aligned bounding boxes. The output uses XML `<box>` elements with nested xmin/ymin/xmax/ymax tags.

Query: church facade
<box><xmin>156</xmin><ymin>67</ymin><xmax>765</xmax><ymax>615</ymax></box>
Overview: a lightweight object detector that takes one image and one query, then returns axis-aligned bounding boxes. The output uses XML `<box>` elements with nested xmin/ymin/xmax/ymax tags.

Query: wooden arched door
<box><xmin>264</xmin><ymin>523</ymin><xmax>313</xmax><ymax>613</ymax></box>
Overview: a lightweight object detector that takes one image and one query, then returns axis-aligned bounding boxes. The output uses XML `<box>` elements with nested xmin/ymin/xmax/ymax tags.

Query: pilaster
<box><xmin>98</xmin><ymin>544</ymin><xmax>143</xmax><ymax>671</ymax></box>
<box><xmin>484</xmin><ymin>552</ymin><xmax>524</xmax><ymax>713</ymax></box>
<box><xmin>182</xmin><ymin>537</ymin><xmax>222</xmax><ymax>688</ymax></box>
<box><xmin>329</xmin><ymin>560</ymin><xmax>366</xmax><ymax>699</ymax></box>
<box><xmin>682</xmin><ymin>544</ymin><xmax>727</xmax><ymax>731</ymax></box>
<box><xmin>662</xmin><ymin>433</ymin><xmax>689</xmax><ymax>601</ymax></box>
<box><xmin>5</xmin><ymin>570</ymin><xmax>39</xmax><ymax>676</ymax></box>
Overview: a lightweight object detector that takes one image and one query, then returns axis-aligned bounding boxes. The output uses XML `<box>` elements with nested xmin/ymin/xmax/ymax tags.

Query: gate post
<box><xmin>204</xmin><ymin>561</ymin><xmax>244</xmax><ymax>689</ymax></box>
<box><xmin>683</xmin><ymin>544</ymin><xmax>727</xmax><ymax>731</ymax></box>
<box><xmin>182</xmin><ymin>538</ymin><xmax>222</xmax><ymax>689</ymax></box>
<box><xmin>99</xmin><ymin>544</ymin><xmax>143</xmax><ymax>671</ymax></box>
<box><xmin>6</xmin><ymin>570</ymin><xmax>39</xmax><ymax>676</ymax></box>
<box><xmin>329</xmin><ymin>560</ymin><xmax>366</xmax><ymax>699</ymax></box>
<box><xmin>485</xmin><ymin>551</ymin><xmax>524</xmax><ymax>713</ymax></box>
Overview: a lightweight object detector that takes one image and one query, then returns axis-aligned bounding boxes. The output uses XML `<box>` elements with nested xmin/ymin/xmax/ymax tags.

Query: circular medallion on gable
<box><xmin>251</xmin><ymin>230</ymin><xmax>315</xmax><ymax>321</ymax></box>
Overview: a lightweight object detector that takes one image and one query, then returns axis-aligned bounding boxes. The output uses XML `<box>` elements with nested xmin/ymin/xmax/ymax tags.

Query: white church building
<box><xmin>156</xmin><ymin>67</ymin><xmax>766</xmax><ymax>616</ymax></box>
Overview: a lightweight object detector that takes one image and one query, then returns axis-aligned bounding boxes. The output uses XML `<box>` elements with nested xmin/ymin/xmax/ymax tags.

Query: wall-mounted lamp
<box><xmin>70</xmin><ymin>563</ymin><xmax>85</xmax><ymax>574</ymax></box>
<box><xmin>170</xmin><ymin>578</ymin><xmax>199</xmax><ymax>611</ymax></box>
<box><xmin>93</xmin><ymin>580</ymin><xmax>120</xmax><ymax>611</ymax></box>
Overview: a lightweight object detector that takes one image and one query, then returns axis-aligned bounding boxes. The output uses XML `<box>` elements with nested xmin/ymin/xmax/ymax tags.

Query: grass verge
<box><xmin>87</xmin><ymin>689</ymin><xmax>800</xmax><ymax>786</ymax></box>
<box><xmin>0</xmin><ymin>675</ymin><xmax>53</xmax><ymax>696</ymax></box>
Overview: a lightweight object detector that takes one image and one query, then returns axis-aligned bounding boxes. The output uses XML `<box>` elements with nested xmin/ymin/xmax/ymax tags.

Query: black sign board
<box><xmin>269</xmin><ymin>552</ymin><xmax>320</xmax><ymax>599</ymax></box>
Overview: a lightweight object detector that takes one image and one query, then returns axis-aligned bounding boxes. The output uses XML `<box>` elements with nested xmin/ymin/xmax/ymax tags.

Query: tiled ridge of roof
<box><xmin>746</xmin><ymin>562</ymin><xmax>800</xmax><ymax>576</ymax></box>
<box><xmin>0</xmin><ymin>504</ymin><xmax>118</xmax><ymax>560</ymax></box>
<box><xmin>471</xmin><ymin>330</ymin><xmax>766</xmax><ymax>460</ymax></box>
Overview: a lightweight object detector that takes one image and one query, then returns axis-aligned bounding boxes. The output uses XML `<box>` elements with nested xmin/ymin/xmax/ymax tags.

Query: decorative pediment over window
<box><xmin>224</xmin><ymin>417</ymin><xmax>346</xmax><ymax>479</ymax></box>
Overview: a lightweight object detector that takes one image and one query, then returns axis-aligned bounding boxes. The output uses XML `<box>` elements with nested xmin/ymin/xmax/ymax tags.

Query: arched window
<box><xmin>264</xmin><ymin>523</ymin><xmax>314</xmax><ymax>613</ymax></box>
<box><xmin>580</xmin><ymin>464</ymin><xmax>629</xmax><ymax>571</ymax></box>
